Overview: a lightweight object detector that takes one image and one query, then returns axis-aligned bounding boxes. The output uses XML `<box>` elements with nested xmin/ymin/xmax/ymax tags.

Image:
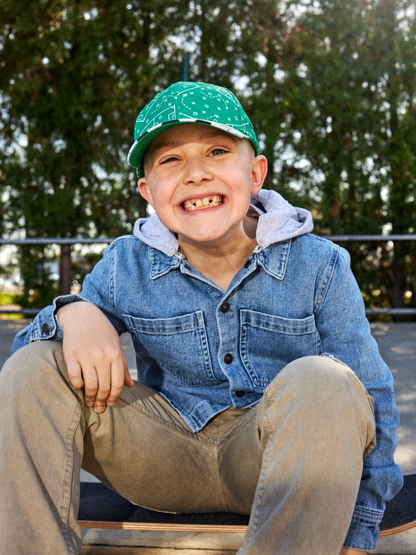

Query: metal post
<box><xmin>59</xmin><ymin>243</ymin><xmax>71</xmax><ymax>295</ymax></box>
<box><xmin>182</xmin><ymin>56</ymin><xmax>189</xmax><ymax>82</ymax></box>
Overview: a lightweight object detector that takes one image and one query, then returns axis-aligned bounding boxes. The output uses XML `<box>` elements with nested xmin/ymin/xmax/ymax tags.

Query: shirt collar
<box><xmin>148</xmin><ymin>238</ymin><xmax>292</xmax><ymax>282</ymax></box>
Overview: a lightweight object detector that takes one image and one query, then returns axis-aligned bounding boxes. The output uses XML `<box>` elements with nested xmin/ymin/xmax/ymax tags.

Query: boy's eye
<box><xmin>210</xmin><ymin>148</ymin><xmax>227</xmax><ymax>156</ymax></box>
<box><xmin>160</xmin><ymin>156</ymin><xmax>179</xmax><ymax>164</ymax></box>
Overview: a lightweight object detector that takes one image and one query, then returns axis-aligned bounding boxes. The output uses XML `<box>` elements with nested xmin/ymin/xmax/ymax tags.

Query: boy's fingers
<box><xmin>105</xmin><ymin>359</ymin><xmax>127</xmax><ymax>407</ymax></box>
<box><xmin>82</xmin><ymin>365</ymin><xmax>100</xmax><ymax>407</ymax></box>
<box><xmin>121</xmin><ymin>352</ymin><xmax>134</xmax><ymax>388</ymax></box>
<box><xmin>93</xmin><ymin>367</ymin><xmax>111</xmax><ymax>412</ymax></box>
<box><xmin>124</xmin><ymin>365</ymin><xmax>134</xmax><ymax>387</ymax></box>
<box><xmin>66</xmin><ymin>358</ymin><xmax>85</xmax><ymax>390</ymax></box>
<box><xmin>65</xmin><ymin>350</ymin><xmax>129</xmax><ymax>412</ymax></box>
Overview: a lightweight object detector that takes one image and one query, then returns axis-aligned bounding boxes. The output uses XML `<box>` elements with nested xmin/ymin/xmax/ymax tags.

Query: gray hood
<box><xmin>133</xmin><ymin>189</ymin><xmax>313</xmax><ymax>257</ymax></box>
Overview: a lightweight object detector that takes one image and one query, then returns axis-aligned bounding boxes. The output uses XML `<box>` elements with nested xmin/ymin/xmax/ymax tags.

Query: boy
<box><xmin>0</xmin><ymin>82</ymin><xmax>403</xmax><ymax>554</ymax></box>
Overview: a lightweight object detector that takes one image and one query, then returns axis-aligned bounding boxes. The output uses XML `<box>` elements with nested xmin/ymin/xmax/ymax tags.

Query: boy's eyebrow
<box><xmin>151</xmin><ymin>139</ymin><xmax>181</xmax><ymax>154</ymax></box>
<box><xmin>144</xmin><ymin>140</ymin><xmax>180</xmax><ymax>165</ymax></box>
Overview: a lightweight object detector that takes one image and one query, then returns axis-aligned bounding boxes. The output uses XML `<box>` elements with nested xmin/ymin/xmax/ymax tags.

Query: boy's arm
<box><xmin>315</xmin><ymin>243</ymin><xmax>403</xmax><ymax>551</ymax></box>
<box><xmin>57</xmin><ymin>301</ymin><xmax>134</xmax><ymax>412</ymax></box>
<box><xmin>12</xmin><ymin>241</ymin><xmax>133</xmax><ymax>411</ymax></box>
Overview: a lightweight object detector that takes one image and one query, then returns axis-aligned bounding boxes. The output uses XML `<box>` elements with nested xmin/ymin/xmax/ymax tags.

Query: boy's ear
<box><xmin>137</xmin><ymin>178</ymin><xmax>154</xmax><ymax>207</ymax></box>
<box><xmin>250</xmin><ymin>155</ymin><xmax>268</xmax><ymax>195</ymax></box>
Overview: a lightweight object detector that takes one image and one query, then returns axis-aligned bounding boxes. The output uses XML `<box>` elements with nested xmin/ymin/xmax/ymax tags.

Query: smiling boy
<box><xmin>0</xmin><ymin>82</ymin><xmax>402</xmax><ymax>555</ymax></box>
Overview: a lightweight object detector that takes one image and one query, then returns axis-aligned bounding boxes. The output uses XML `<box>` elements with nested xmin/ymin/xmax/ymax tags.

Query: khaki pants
<box><xmin>0</xmin><ymin>341</ymin><xmax>375</xmax><ymax>555</ymax></box>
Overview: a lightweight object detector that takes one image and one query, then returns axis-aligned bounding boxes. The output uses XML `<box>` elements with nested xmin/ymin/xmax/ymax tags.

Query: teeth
<box><xmin>183</xmin><ymin>195</ymin><xmax>223</xmax><ymax>211</ymax></box>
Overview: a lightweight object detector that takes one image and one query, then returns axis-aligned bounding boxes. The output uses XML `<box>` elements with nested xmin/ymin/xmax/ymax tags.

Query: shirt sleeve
<box><xmin>12</xmin><ymin>242</ymin><xmax>128</xmax><ymax>355</ymax></box>
<box><xmin>314</xmin><ymin>244</ymin><xmax>403</xmax><ymax>551</ymax></box>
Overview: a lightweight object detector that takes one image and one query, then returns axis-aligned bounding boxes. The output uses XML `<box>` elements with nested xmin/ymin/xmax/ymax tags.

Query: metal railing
<box><xmin>0</xmin><ymin>238</ymin><xmax>114</xmax><ymax>245</ymax></box>
<box><xmin>325</xmin><ymin>235</ymin><xmax>416</xmax><ymax>316</ymax></box>
<box><xmin>0</xmin><ymin>235</ymin><xmax>415</xmax><ymax>317</ymax></box>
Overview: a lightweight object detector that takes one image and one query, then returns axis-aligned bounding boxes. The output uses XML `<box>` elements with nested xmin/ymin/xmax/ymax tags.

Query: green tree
<box><xmin>374</xmin><ymin>0</ymin><xmax>416</xmax><ymax>310</ymax></box>
<box><xmin>273</xmin><ymin>0</ymin><xmax>416</xmax><ymax>314</ymax></box>
<box><xmin>0</xmin><ymin>0</ymin><xmax>190</xmax><ymax>305</ymax></box>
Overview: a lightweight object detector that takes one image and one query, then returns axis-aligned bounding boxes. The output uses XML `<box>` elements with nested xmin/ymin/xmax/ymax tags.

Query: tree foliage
<box><xmin>0</xmin><ymin>0</ymin><xmax>415</xmax><ymax>313</ymax></box>
<box><xmin>275</xmin><ymin>0</ymin><xmax>416</xmax><ymax>313</ymax></box>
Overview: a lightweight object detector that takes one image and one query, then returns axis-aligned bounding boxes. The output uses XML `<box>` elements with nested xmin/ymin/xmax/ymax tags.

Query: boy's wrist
<box><xmin>56</xmin><ymin>301</ymin><xmax>90</xmax><ymax>330</ymax></box>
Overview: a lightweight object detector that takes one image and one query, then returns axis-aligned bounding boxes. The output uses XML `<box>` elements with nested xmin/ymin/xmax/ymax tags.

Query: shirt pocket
<box><xmin>240</xmin><ymin>309</ymin><xmax>319</xmax><ymax>387</ymax></box>
<box><xmin>123</xmin><ymin>310</ymin><xmax>219</xmax><ymax>386</ymax></box>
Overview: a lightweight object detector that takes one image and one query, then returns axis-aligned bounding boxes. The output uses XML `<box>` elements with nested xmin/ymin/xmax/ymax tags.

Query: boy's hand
<box><xmin>57</xmin><ymin>302</ymin><xmax>134</xmax><ymax>412</ymax></box>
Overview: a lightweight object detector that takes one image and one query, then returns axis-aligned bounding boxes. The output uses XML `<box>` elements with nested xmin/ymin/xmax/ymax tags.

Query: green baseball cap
<box><xmin>127</xmin><ymin>81</ymin><xmax>259</xmax><ymax>178</ymax></box>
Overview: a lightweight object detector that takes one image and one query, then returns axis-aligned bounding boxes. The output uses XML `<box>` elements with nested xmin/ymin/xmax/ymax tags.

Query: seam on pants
<box><xmin>118</xmin><ymin>392</ymin><xmax>223</xmax><ymax>444</ymax></box>
<box><xmin>118</xmin><ymin>389</ymin><xmax>205</xmax><ymax>439</ymax></box>
<box><xmin>216</xmin><ymin>411</ymin><xmax>257</xmax><ymax>446</ymax></box>
<box><xmin>244</xmin><ymin>387</ymin><xmax>276</xmax><ymax>540</ymax></box>
<box><xmin>321</xmin><ymin>352</ymin><xmax>349</xmax><ymax>367</ymax></box>
<box><xmin>60</xmin><ymin>400</ymin><xmax>82</xmax><ymax>554</ymax></box>
<box><xmin>211</xmin><ymin>443</ymin><xmax>229</xmax><ymax>511</ymax></box>
<box><xmin>119</xmin><ymin>395</ymin><xmax>208</xmax><ymax>441</ymax></box>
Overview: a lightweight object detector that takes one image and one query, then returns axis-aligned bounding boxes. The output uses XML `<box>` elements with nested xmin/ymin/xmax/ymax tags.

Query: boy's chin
<box><xmin>178</xmin><ymin>233</ymin><xmax>224</xmax><ymax>245</ymax></box>
<box><xmin>177</xmin><ymin>227</ymin><xmax>242</xmax><ymax>247</ymax></box>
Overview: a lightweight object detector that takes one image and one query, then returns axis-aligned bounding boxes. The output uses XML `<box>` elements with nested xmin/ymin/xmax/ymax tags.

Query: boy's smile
<box><xmin>182</xmin><ymin>194</ymin><xmax>223</xmax><ymax>212</ymax></box>
<box><xmin>138</xmin><ymin>124</ymin><xmax>267</xmax><ymax>254</ymax></box>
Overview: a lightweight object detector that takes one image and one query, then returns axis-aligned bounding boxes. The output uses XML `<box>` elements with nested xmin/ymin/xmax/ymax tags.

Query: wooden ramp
<box><xmin>81</xmin><ymin>549</ymin><xmax>239</xmax><ymax>555</ymax></box>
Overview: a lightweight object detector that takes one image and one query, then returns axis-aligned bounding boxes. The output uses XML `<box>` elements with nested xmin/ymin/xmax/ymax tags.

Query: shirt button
<box><xmin>220</xmin><ymin>302</ymin><xmax>230</xmax><ymax>313</ymax></box>
<box><xmin>42</xmin><ymin>323</ymin><xmax>50</xmax><ymax>335</ymax></box>
<box><xmin>244</xmin><ymin>260</ymin><xmax>251</xmax><ymax>268</ymax></box>
<box><xmin>224</xmin><ymin>353</ymin><xmax>233</xmax><ymax>364</ymax></box>
<box><xmin>235</xmin><ymin>391</ymin><xmax>246</xmax><ymax>398</ymax></box>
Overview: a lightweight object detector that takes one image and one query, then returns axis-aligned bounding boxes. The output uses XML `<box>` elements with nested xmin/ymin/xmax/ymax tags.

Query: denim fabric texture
<box><xmin>12</xmin><ymin>189</ymin><xmax>403</xmax><ymax>550</ymax></box>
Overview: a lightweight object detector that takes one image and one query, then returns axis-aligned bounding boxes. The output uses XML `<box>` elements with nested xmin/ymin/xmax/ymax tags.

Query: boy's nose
<box><xmin>183</xmin><ymin>157</ymin><xmax>213</xmax><ymax>184</ymax></box>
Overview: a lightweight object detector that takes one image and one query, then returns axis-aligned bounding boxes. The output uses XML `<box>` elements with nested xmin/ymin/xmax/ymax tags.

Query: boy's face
<box><xmin>138</xmin><ymin>124</ymin><xmax>267</xmax><ymax>248</ymax></box>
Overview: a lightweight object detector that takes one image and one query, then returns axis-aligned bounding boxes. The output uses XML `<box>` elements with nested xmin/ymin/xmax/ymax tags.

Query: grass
<box><xmin>0</xmin><ymin>292</ymin><xmax>25</xmax><ymax>320</ymax></box>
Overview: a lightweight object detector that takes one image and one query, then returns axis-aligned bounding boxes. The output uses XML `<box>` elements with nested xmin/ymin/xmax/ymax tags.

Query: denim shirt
<box><xmin>12</xmin><ymin>190</ymin><xmax>403</xmax><ymax>551</ymax></box>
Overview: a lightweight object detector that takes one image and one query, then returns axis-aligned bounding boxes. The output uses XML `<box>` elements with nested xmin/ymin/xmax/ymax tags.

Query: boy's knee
<box><xmin>273</xmin><ymin>354</ymin><xmax>362</xmax><ymax>396</ymax></box>
<box><xmin>265</xmin><ymin>355</ymin><xmax>372</xmax><ymax>420</ymax></box>
<box><xmin>263</xmin><ymin>355</ymin><xmax>375</xmax><ymax>455</ymax></box>
<box><xmin>0</xmin><ymin>340</ymin><xmax>69</xmax><ymax>398</ymax></box>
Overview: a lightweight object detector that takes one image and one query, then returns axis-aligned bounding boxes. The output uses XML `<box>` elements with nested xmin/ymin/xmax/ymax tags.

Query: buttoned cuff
<box><xmin>29</xmin><ymin>295</ymin><xmax>91</xmax><ymax>343</ymax></box>
<box><xmin>343</xmin><ymin>505</ymin><xmax>383</xmax><ymax>552</ymax></box>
